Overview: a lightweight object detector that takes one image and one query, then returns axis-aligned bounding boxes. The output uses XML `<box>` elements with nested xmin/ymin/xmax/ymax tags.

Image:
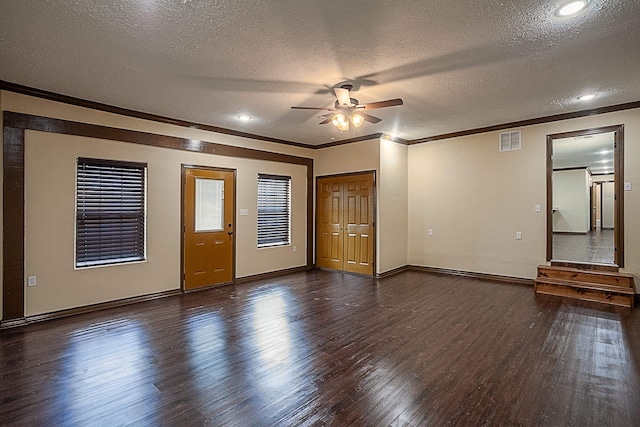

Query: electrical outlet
<box><xmin>516</xmin><ymin>231</ymin><xmax>522</xmax><ymax>240</ymax></box>
<box><xmin>624</xmin><ymin>182</ymin><xmax>632</xmax><ymax>191</ymax></box>
<box><xmin>293</xmin><ymin>245</ymin><xmax>297</xmax><ymax>252</ymax></box>
<box><xmin>428</xmin><ymin>229</ymin><xmax>433</xmax><ymax>236</ymax></box>
<box><xmin>240</xmin><ymin>209</ymin><xmax>249</xmax><ymax>216</ymax></box>
<box><xmin>28</xmin><ymin>276</ymin><xmax>37</xmax><ymax>287</ymax></box>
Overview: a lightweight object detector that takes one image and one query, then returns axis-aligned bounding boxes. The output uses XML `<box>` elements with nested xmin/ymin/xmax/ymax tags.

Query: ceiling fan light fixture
<box><xmin>332</xmin><ymin>113</ymin><xmax>349</xmax><ymax>131</ymax></box>
<box><xmin>351</xmin><ymin>113</ymin><xmax>365</xmax><ymax>128</ymax></box>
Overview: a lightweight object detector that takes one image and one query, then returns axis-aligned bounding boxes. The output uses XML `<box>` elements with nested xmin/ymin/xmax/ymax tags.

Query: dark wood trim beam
<box><xmin>3</xmin><ymin>112</ymin><xmax>312</xmax><ymax>167</ymax></box>
<box><xmin>0</xmin><ymin>80</ymin><xmax>312</xmax><ymax>149</ymax></box>
<box><xmin>409</xmin><ymin>101</ymin><xmax>640</xmax><ymax>145</ymax></box>
<box><xmin>3</xmin><ymin>126</ymin><xmax>25</xmax><ymax>320</ymax></box>
<box><xmin>314</xmin><ymin>133</ymin><xmax>383</xmax><ymax>149</ymax></box>
<box><xmin>3</xmin><ymin>80</ymin><xmax>639</xmax><ymax>150</ymax></box>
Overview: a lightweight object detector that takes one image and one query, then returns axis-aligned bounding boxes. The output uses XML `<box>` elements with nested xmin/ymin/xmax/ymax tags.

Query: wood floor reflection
<box><xmin>553</xmin><ymin>229</ymin><xmax>615</xmax><ymax>264</ymax></box>
<box><xmin>2</xmin><ymin>270</ymin><xmax>639</xmax><ymax>426</ymax></box>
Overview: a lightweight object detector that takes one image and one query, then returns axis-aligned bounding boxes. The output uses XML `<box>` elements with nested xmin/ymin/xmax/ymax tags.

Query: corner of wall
<box><xmin>378</xmin><ymin>137</ymin><xmax>408</xmax><ymax>274</ymax></box>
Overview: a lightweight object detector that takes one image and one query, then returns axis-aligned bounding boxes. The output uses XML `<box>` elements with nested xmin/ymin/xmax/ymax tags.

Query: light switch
<box><xmin>535</xmin><ymin>204</ymin><xmax>541</xmax><ymax>213</ymax></box>
<box><xmin>624</xmin><ymin>182</ymin><xmax>632</xmax><ymax>191</ymax></box>
<box><xmin>428</xmin><ymin>229</ymin><xmax>433</xmax><ymax>236</ymax></box>
<box><xmin>28</xmin><ymin>276</ymin><xmax>37</xmax><ymax>287</ymax></box>
<box><xmin>516</xmin><ymin>231</ymin><xmax>522</xmax><ymax>240</ymax></box>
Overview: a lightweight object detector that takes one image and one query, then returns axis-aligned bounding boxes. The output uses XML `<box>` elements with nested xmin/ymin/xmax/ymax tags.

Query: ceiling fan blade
<box><xmin>291</xmin><ymin>106</ymin><xmax>336</xmax><ymax>111</ymax></box>
<box><xmin>358</xmin><ymin>112</ymin><xmax>382</xmax><ymax>124</ymax></box>
<box><xmin>318</xmin><ymin>117</ymin><xmax>332</xmax><ymax>125</ymax></box>
<box><xmin>361</xmin><ymin>98</ymin><xmax>404</xmax><ymax>110</ymax></box>
<box><xmin>334</xmin><ymin>87</ymin><xmax>351</xmax><ymax>107</ymax></box>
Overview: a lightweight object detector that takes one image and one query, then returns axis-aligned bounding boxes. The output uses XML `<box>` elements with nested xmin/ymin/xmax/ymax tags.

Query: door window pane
<box><xmin>195</xmin><ymin>178</ymin><xmax>224</xmax><ymax>232</ymax></box>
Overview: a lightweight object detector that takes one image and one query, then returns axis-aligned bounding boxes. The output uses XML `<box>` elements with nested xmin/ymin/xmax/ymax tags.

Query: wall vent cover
<box><xmin>499</xmin><ymin>130</ymin><xmax>521</xmax><ymax>152</ymax></box>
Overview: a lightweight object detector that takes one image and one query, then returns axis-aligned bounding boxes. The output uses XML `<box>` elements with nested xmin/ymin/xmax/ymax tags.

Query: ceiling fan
<box><xmin>291</xmin><ymin>84</ymin><xmax>403</xmax><ymax>131</ymax></box>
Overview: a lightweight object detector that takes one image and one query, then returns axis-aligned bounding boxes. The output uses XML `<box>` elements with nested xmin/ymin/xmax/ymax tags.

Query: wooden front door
<box><xmin>183</xmin><ymin>167</ymin><xmax>235</xmax><ymax>290</ymax></box>
<box><xmin>316</xmin><ymin>172</ymin><xmax>374</xmax><ymax>275</ymax></box>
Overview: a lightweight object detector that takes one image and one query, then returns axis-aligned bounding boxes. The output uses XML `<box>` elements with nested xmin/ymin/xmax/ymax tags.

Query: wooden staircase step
<box><xmin>535</xmin><ymin>278</ymin><xmax>635</xmax><ymax>295</ymax></box>
<box><xmin>537</xmin><ymin>266</ymin><xmax>635</xmax><ymax>288</ymax></box>
<box><xmin>535</xmin><ymin>279</ymin><xmax>634</xmax><ymax>308</ymax></box>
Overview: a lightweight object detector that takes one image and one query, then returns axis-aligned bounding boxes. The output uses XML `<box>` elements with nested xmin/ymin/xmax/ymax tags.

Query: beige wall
<box><xmin>408</xmin><ymin>108</ymin><xmax>640</xmax><ymax>282</ymax></box>
<box><xmin>378</xmin><ymin>138</ymin><xmax>408</xmax><ymax>273</ymax></box>
<box><xmin>312</xmin><ymin>137</ymin><xmax>408</xmax><ymax>275</ymax></box>
<box><xmin>313</xmin><ymin>139</ymin><xmax>383</xmax><ymax>272</ymax></box>
<box><xmin>3</xmin><ymin>88</ymin><xmax>639</xmax><ymax>318</ymax></box>
<box><xmin>3</xmin><ymin>92</ymin><xmax>311</xmax><ymax>317</ymax></box>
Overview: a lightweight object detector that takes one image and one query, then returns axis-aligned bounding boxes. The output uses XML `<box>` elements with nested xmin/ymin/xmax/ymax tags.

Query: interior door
<box><xmin>316</xmin><ymin>177</ymin><xmax>343</xmax><ymax>270</ymax></box>
<box><xmin>343</xmin><ymin>176</ymin><xmax>374</xmax><ymax>274</ymax></box>
<box><xmin>316</xmin><ymin>173</ymin><xmax>374</xmax><ymax>275</ymax></box>
<box><xmin>183</xmin><ymin>167</ymin><xmax>235</xmax><ymax>290</ymax></box>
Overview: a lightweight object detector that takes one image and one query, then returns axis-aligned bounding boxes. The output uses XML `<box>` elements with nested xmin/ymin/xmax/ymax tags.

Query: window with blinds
<box><xmin>76</xmin><ymin>158</ymin><xmax>147</xmax><ymax>268</ymax></box>
<box><xmin>257</xmin><ymin>174</ymin><xmax>291</xmax><ymax>247</ymax></box>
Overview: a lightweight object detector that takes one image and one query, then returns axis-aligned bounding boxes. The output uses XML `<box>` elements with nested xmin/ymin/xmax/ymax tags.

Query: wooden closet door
<box><xmin>343</xmin><ymin>174</ymin><xmax>374</xmax><ymax>275</ymax></box>
<box><xmin>316</xmin><ymin>173</ymin><xmax>374</xmax><ymax>275</ymax></box>
<box><xmin>316</xmin><ymin>176</ymin><xmax>343</xmax><ymax>270</ymax></box>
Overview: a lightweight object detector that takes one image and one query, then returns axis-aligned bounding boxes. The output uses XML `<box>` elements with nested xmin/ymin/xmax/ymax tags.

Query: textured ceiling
<box><xmin>553</xmin><ymin>132</ymin><xmax>615</xmax><ymax>174</ymax></box>
<box><xmin>1</xmin><ymin>0</ymin><xmax>639</xmax><ymax>146</ymax></box>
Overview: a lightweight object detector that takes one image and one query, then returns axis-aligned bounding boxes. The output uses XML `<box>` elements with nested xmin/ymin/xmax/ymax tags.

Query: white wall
<box><xmin>552</xmin><ymin>169</ymin><xmax>590</xmax><ymax>233</ymax></box>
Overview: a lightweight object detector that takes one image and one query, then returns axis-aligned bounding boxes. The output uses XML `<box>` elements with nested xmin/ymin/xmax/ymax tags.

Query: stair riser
<box><xmin>537</xmin><ymin>268</ymin><xmax>634</xmax><ymax>288</ymax></box>
<box><xmin>535</xmin><ymin>282</ymin><xmax>634</xmax><ymax>308</ymax></box>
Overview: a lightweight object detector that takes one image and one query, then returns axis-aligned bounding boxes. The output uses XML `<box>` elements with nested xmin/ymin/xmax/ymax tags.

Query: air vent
<box><xmin>499</xmin><ymin>130</ymin><xmax>521</xmax><ymax>152</ymax></box>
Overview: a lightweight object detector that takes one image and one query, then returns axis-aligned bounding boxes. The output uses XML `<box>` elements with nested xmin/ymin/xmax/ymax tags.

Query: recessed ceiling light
<box><xmin>557</xmin><ymin>1</ymin><xmax>588</xmax><ymax>16</ymax></box>
<box><xmin>237</xmin><ymin>115</ymin><xmax>252</xmax><ymax>122</ymax></box>
<box><xmin>578</xmin><ymin>93</ymin><xmax>596</xmax><ymax>101</ymax></box>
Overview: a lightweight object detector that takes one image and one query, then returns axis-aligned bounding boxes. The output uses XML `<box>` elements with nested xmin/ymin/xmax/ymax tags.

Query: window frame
<box><xmin>257</xmin><ymin>174</ymin><xmax>291</xmax><ymax>248</ymax></box>
<box><xmin>75</xmin><ymin>157</ymin><xmax>147</xmax><ymax>268</ymax></box>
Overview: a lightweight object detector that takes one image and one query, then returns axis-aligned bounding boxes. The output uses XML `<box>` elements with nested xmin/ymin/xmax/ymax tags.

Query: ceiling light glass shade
<box><xmin>350</xmin><ymin>113</ymin><xmax>365</xmax><ymax>128</ymax></box>
<box><xmin>336</xmin><ymin>121</ymin><xmax>349</xmax><ymax>131</ymax></box>
<box><xmin>558</xmin><ymin>1</ymin><xmax>587</xmax><ymax>16</ymax></box>
<box><xmin>332</xmin><ymin>113</ymin><xmax>349</xmax><ymax>131</ymax></box>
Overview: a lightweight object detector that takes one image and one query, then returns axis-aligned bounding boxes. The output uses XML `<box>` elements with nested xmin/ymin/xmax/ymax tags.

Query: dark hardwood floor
<box><xmin>1</xmin><ymin>270</ymin><xmax>639</xmax><ymax>426</ymax></box>
<box><xmin>553</xmin><ymin>229</ymin><xmax>615</xmax><ymax>264</ymax></box>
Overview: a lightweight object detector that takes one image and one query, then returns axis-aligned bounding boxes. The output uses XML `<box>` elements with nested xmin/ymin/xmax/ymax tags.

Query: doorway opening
<box><xmin>546</xmin><ymin>125</ymin><xmax>624</xmax><ymax>267</ymax></box>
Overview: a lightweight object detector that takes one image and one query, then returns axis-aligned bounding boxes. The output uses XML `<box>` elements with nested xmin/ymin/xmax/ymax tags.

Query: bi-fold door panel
<box><xmin>316</xmin><ymin>173</ymin><xmax>374</xmax><ymax>275</ymax></box>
